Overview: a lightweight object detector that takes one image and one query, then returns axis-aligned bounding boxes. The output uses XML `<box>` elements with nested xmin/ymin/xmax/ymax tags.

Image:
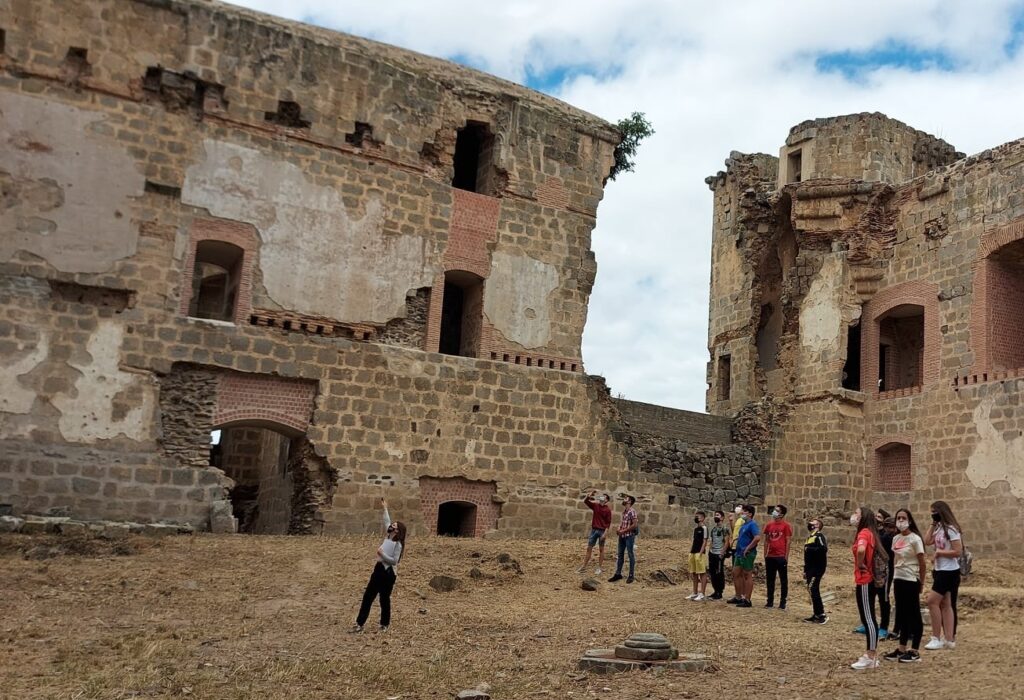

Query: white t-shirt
<box><xmin>932</xmin><ymin>525</ymin><xmax>961</xmax><ymax>572</ymax></box>
<box><xmin>892</xmin><ymin>532</ymin><xmax>925</xmax><ymax>581</ymax></box>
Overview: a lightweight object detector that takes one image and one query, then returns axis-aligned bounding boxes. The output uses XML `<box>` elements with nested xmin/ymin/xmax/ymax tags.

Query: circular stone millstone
<box><xmin>614</xmin><ymin>644</ymin><xmax>677</xmax><ymax>661</ymax></box>
<box><xmin>623</xmin><ymin>638</ymin><xmax>672</xmax><ymax>650</ymax></box>
<box><xmin>626</xmin><ymin>632</ymin><xmax>669</xmax><ymax>644</ymax></box>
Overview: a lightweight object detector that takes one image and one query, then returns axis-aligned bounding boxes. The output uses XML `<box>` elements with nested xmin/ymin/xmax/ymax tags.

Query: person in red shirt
<box><xmin>577</xmin><ymin>490</ymin><xmax>612</xmax><ymax>575</ymax></box>
<box><xmin>850</xmin><ymin>505</ymin><xmax>886</xmax><ymax>670</ymax></box>
<box><xmin>762</xmin><ymin>504</ymin><xmax>793</xmax><ymax>609</ymax></box>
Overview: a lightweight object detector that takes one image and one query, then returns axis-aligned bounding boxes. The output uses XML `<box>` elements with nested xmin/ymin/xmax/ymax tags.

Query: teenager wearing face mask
<box><xmin>707</xmin><ymin>510</ymin><xmax>730</xmax><ymax>600</ymax></box>
<box><xmin>578</xmin><ymin>490</ymin><xmax>612</xmax><ymax>575</ymax></box>
<box><xmin>850</xmin><ymin>505</ymin><xmax>885</xmax><ymax>670</ymax></box>
<box><xmin>731</xmin><ymin>504</ymin><xmax>761</xmax><ymax>608</ymax></box>
<box><xmin>803</xmin><ymin>518</ymin><xmax>828</xmax><ymax>624</ymax></box>
<box><xmin>351</xmin><ymin>498</ymin><xmax>406</xmax><ymax>634</ymax></box>
<box><xmin>874</xmin><ymin>510</ymin><xmax>896</xmax><ymax>641</ymax></box>
<box><xmin>923</xmin><ymin>500</ymin><xmax>963</xmax><ymax>650</ymax></box>
<box><xmin>687</xmin><ymin>511</ymin><xmax>710</xmax><ymax>601</ymax></box>
<box><xmin>883</xmin><ymin>508</ymin><xmax>926</xmax><ymax>663</ymax></box>
<box><xmin>726</xmin><ymin>504</ymin><xmax>745</xmax><ymax>604</ymax></box>
<box><xmin>762</xmin><ymin>504</ymin><xmax>793</xmax><ymax>610</ymax></box>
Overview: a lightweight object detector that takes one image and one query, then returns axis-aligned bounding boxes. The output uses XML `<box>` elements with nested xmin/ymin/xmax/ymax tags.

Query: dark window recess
<box><xmin>345</xmin><ymin>122</ymin><xmax>377</xmax><ymax>147</ymax></box>
<box><xmin>437</xmin><ymin>501</ymin><xmax>477</xmax><ymax>537</ymax></box>
<box><xmin>438</xmin><ymin>271</ymin><xmax>484</xmax><ymax>358</ymax></box>
<box><xmin>61</xmin><ymin>46</ymin><xmax>92</xmax><ymax>85</ymax></box>
<box><xmin>842</xmin><ymin>322</ymin><xmax>861</xmax><ymax>391</ymax></box>
<box><xmin>876</xmin><ymin>304</ymin><xmax>924</xmax><ymax>392</ymax></box>
<box><xmin>265</xmin><ymin>100</ymin><xmax>310</xmax><ymax>129</ymax></box>
<box><xmin>189</xmin><ymin>240</ymin><xmax>244</xmax><ymax>321</ymax></box>
<box><xmin>0</xmin><ymin>29</ymin><xmax>6</xmax><ymax>54</ymax></box>
<box><xmin>144</xmin><ymin>180</ymin><xmax>182</xmax><ymax>198</ymax></box>
<box><xmin>49</xmin><ymin>281</ymin><xmax>133</xmax><ymax>312</ymax></box>
<box><xmin>878</xmin><ymin>344</ymin><xmax>888</xmax><ymax>392</ymax></box>
<box><xmin>142</xmin><ymin>66</ymin><xmax>227</xmax><ymax>116</ymax></box>
<box><xmin>787</xmin><ymin>149</ymin><xmax>802</xmax><ymax>183</ymax></box>
<box><xmin>452</xmin><ymin>122</ymin><xmax>496</xmax><ymax>194</ymax></box>
<box><xmin>716</xmin><ymin>355</ymin><xmax>732</xmax><ymax>401</ymax></box>
<box><xmin>668</xmin><ymin>494</ymin><xmax>676</xmax><ymax>505</ymax></box>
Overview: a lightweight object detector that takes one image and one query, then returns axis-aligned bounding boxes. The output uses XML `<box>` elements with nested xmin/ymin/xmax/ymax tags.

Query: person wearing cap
<box><xmin>578</xmin><ymin>490</ymin><xmax>612</xmax><ymax>575</ymax></box>
<box><xmin>608</xmin><ymin>495</ymin><xmax>638</xmax><ymax>583</ymax></box>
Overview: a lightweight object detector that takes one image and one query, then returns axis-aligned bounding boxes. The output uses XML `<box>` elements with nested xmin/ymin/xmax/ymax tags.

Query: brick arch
<box><xmin>418</xmin><ymin>477</ymin><xmax>499</xmax><ymax>537</ymax></box>
<box><xmin>179</xmin><ymin>217</ymin><xmax>259</xmax><ymax>323</ymax></box>
<box><xmin>871</xmin><ymin>437</ymin><xmax>914</xmax><ymax>492</ymax></box>
<box><xmin>969</xmin><ymin>217</ymin><xmax>1024</xmax><ymax>376</ymax></box>
<box><xmin>861</xmin><ymin>281</ymin><xmax>940</xmax><ymax>398</ymax></box>
<box><xmin>214</xmin><ymin>372</ymin><xmax>316</xmax><ymax>435</ymax></box>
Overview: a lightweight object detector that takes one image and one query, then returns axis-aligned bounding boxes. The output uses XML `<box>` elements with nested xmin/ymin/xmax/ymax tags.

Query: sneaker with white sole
<box><xmin>685</xmin><ymin>593</ymin><xmax>698</xmax><ymax>600</ymax></box>
<box><xmin>594</xmin><ymin>567</ymin><xmax>603</xmax><ymax>575</ymax></box>
<box><xmin>945</xmin><ymin>640</ymin><xmax>956</xmax><ymax>650</ymax></box>
<box><xmin>694</xmin><ymin>593</ymin><xmax>705</xmax><ymax>601</ymax></box>
<box><xmin>850</xmin><ymin>655</ymin><xmax>880</xmax><ymax>670</ymax></box>
<box><xmin>924</xmin><ymin>636</ymin><xmax>945</xmax><ymax>650</ymax></box>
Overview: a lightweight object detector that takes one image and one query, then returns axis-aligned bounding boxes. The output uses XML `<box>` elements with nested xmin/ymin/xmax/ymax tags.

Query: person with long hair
<box><xmin>850</xmin><ymin>505</ymin><xmax>887</xmax><ymax>670</ymax></box>
<box><xmin>351</xmin><ymin>497</ymin><xmax>406</xmax><ymax>633</ymax></box>
<box><xmin>884</xmin><ymin>508</ymin><xmax>926</xmax><ymax>663</ymax></box>
<box><xmin>923</xmin><ymin>500</ymin><xmax>963</xmax><ymax>650</ymax></box>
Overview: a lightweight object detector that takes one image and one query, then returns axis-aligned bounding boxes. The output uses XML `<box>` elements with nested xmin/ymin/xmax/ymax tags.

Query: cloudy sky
<box><xmin>237</xmin><ymin>0</ymin><xmax>1024</xmax><ymax>411</ymax></box>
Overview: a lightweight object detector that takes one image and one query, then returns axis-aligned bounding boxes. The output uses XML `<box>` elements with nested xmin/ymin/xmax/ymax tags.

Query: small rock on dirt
<box><xmin>581</xmin><ymin>578</ymin><xmax>600</xmax><ymax>591</ymax></box>
<box><xmin>0</xmin><ymin>515</ymin><xmax>24</xmax><ymax>533</ymax></box>
<box><xmin>455</xmin><ymin>689</ymin><xmax>491</xmax><ymax>699</ymax></box>
<box><xmin>429</xmin><ymin>575</ymin><xmax>461</xmax><ymax>593</ymax></box>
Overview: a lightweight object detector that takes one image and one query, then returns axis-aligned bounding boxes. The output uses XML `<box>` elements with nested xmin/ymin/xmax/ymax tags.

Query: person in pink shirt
<box><xmin>762</xmin><ymin>503</ymin><xmax>793</xmax><ymax>609</ymax></box>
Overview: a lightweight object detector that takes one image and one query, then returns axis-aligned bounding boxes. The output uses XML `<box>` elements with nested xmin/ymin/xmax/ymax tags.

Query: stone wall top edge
<box><xmin>785</xmin><ymin>112</ymin><xmax>958</xmax><ymax>152</ymax></box>
<box><xmin>157</xmin><ymin>0</ymin><xmax>619</xmax><ymax>141</ymax></box>
<box><xmin>612</xmin><ymin>398</ymin><xmax>732</xmax><ymax>425</ymax></box>
<box><xmin>894</xmin><ymin>134</ymin><xmax>1024</xmax><ymax>193</ymax></box>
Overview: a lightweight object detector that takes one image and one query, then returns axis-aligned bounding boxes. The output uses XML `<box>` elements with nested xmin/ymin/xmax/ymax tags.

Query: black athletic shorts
<box><xmin>931</xmin><ymin>569</ymin><xmax>960</xmax><ymax>595</ymax></box>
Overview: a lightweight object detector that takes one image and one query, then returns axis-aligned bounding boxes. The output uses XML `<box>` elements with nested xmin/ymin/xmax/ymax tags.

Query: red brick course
<box><xmin>215</xmin><ymin>372</ymin><xmax>316</xmax><ymax>434</ymax></box>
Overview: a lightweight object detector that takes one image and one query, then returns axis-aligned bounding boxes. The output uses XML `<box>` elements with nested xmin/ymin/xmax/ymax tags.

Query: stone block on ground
<box><xmin>667</xmin><ymin>654</ymin><xmax>711</xmax><ymax>672</ymax></box>
<box><xmin>210</xmin><ymin>500</ymin><xmax>238</xmax><ymax>534</ymax></box>
<box><xmin>623</xmin><ymin>638</ymin><xmax>672</xmax><ymax>650</ymax></box>
<box><xmin>429</xmin><ymin>575</ymin><xmax>461</xmax><ymax>593</ymax></box>
<box><xmin>577</xmin><ymin>655</ymin><xmax>646</xmax><ymax>674</ymax></box>
<box><xmin>614</xmin><ymin>644</ymin><xmax>676</xmax><ymax>661</ymax></box>
<box><xmin>581</xmin><ymin>578</ymin><xmax>599</xmax><ymax>591</ymax></box>
<box><xmin>0</xmin><ymin>515</ymin><xmax>24</xmax><ymax>533</ymax></box>
<box><xmin>143</xmin><ymin>523</ymin><xmax>180</xmax><ymax>537</ymax></box>
<box><xmin>626</xmin><ymin>632</ymin><xmax>669</xmax><ymax>644</ymax></box>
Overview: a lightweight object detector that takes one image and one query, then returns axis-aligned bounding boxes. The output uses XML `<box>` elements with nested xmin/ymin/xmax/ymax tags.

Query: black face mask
<box><xmin>931</xmin><ymin>512</ymin><xmax>941</xmax><ymax>522</ymax></box>
<box><xmin>693</xmin><ymin>517</ymin><xmax>700</xmax><ymax>524</ymax></box>
<box><xmin>807</xmin><ymin>523</ymin><xmax>816</xmax><ymax>532</ymax></box>
<box><xmin>714</xmin><ymin>517</ymin><xmax>722</xmax><ymax>523</ymax></box>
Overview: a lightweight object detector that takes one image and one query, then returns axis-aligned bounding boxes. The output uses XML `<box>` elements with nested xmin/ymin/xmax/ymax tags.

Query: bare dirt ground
<box><xmin>1</xmin><ymin>532</ymin><xmax>1020</xmax><ymax>699</ymax></box>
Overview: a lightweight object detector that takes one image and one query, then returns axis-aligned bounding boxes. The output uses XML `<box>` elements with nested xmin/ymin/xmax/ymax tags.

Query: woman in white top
<box><xmin>923</xmin><ymin>500</ymin><xmax>963</xmax><ymax>650</ymax></box>
<box><xmin>352</xmin><ymin>498</ymin><xmax>406</xmax><ymax>633</ymax></box>
<box><xmin>883</xmin><ymin>508</ymin><xmax>926</xmax><ymax>663</ymax></box>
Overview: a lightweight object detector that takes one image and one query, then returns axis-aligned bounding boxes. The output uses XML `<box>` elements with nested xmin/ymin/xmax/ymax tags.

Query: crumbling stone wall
<box><xmin>706</xmin><ymin>113</ymin><xmax>1024</xmax><ymax>552</ymax></box>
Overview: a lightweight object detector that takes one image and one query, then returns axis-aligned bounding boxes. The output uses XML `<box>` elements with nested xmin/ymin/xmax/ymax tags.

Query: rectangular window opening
<box><xmin>787</xmin><ymin>149</ymin><xmax>802</xmax><ymax>184</ymax></box>
<box><xmin>716</xmin><ymin>354</ymin><xmax>732</xmax><ymax>401</ymax></box>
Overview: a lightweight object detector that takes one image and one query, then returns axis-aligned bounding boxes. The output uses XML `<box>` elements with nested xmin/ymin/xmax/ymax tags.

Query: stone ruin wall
<box><xmin>0</xmin><ymin>0</ymin><xmax>761</xmax><ymax>538</ymax></box>
<box><xmin>706</xmin><ymin>113</ymin><xmax>1024</xmax><ymax>553</ymax></box>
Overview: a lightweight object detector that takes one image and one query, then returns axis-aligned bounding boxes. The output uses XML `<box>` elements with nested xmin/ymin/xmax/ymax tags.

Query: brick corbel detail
<box><xmin>179</xmin><ymin>218</ymin><xmax>258</xmax><ymax>324</ymax></box>
<box><xmin>861</xmin><ymin>280</ymin><xmax>940</xmax><ymax>399</ymax></box>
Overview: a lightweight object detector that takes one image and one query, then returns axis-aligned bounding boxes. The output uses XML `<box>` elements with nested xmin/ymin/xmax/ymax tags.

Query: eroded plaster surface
<box><xmin>182</xmin><ymin>139</ymin><xmax>436</xmax><ymax>323</ymax></box>
<box><xmin>967</xmin><ymin>393</ymin><xmax>1024</xmax><ymax>498</ymax></box>
<box><xmin>484</xmin><ymin>251</ymin><xmax>559</xmax><ymax>349</ymax></box>
<box><xmin>799</xmin><ymin>254</ymin><xmax>844</xmax><ymax>355</ymax></box>
<box><xmin>0</xmin><ymin>333</ymin><xmax>49</xmax><ymax>415</ymax></box>
<box><xmin>53</xmin><ymin>320</ymin><xmax>157</xmax><ymax>442</ymax></box>
<box><xmin>0</xmin><ymin>92</ymin><xmax>144</xmax><ymax>272</ymax></box>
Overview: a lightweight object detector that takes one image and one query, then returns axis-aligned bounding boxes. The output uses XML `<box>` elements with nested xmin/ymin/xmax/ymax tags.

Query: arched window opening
<box><xmin>876</xmin><ymin>304</ymin><xmax>924</xmax><ymax>392</ymax></box>
<box><xmin>189</xmin><ymin>240</ymin><xmax>243</xmax><ymax>321</ymax></box>
<box><xmin>987</xmin><ymin>239</ymin><xmax>1024</xmax><ymax>370</ymax></box>
<box><xmin>842</xmin><ymin>321</ymin><xmax>862</xmax><ymax>391</ymax></box>
<box><xmin>875</xmin><ymin>442</ymin><xmax>912</xmax><ymax>492</ymax></box>
<box><xmin>439</xmin><ymin>270</ymin><xmax>484</xmax><ymax>357</ymax></box>
<box><xmin>437</xmin><ymin>501</ymin><xmax>478</xmax><ymax>537</ymax></box>
<box><xmin>452</xmin><ymin>122</ymin><xmax>496</xmax><ymax>195</ymax></box>
<box><xmin>213</xmin><ymin>424</ymin><xmax>295</xmax><ymax>534</ymax></box>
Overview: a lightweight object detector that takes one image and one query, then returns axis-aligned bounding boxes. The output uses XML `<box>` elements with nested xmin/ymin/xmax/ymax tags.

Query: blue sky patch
<box><xmin>815</xmin><ymin>42</ymin><xmax>957</xmax><ymax>80</ymax></box>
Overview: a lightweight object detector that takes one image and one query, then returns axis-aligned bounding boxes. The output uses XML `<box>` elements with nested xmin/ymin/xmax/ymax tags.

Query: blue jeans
<box><xmin>615</xmin><ymin>534</ymin><xmax>635</xmax><ymax>577</ymax></box>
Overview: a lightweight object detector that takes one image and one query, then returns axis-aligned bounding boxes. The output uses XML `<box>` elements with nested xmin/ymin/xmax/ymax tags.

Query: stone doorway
<box><xmin>212</xmin><ymin>423</ymin><xmax>298</xmax><ymax>534</ymax></box>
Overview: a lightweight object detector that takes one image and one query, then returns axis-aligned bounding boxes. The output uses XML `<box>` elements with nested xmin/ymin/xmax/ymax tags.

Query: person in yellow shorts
<box><xmin>727</xmin><ymin>504</ymin><xmax>745</xmax><ymax>603</ymax></box>
<box><xmin>687</xmin><ymin>511</ymin><xmax>710</xmax><ymax>600</ymax></box>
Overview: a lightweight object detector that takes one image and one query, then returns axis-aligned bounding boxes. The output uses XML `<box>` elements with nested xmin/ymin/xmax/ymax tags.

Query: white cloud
<box><xmin>237</xmin><ymin>0</ymin><xmax>1024</xmax><ymax>410</ymax></box>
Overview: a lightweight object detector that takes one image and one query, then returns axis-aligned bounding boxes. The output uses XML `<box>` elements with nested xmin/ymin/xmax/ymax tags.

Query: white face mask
<box><xmin>734</xmin><ymin>506</ymin><xmax>743</xmax><ymax>515</ymax></box>
<box><xmin>896</xmin><ymin>519</ymin><xmax>909</xmax><ymax>531</ymax></box>
<box><xmin>849</xmin><ymin>513</ymin><xmax>860</xmax><ymax>527</ymax></box>
<box><xmin>772</xmin><ymin>510</ymin><xmax>781</xmax><ymax>519</ymax></box>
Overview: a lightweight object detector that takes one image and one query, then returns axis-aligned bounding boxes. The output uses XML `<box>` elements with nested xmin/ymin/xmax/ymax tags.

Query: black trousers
<box><xmin>871</xmin><ymin>568</ymin><xmax>893</xmax><ymax>630</ymax></box>
<box><xmin>893</xmin><ymin>578</ymin><xmax>923</xmax><ymax>649</ymax></box>
<box><xmin>855</xmin><ymin>582</ymin><xmax>879</xmax><ymax>652</ymax></box>
<box><xmin>708</xmin><ymin>553</ymin><xmax>726</xmax><ymax>595</ymax></box>
<box><xmin>805</xmin><ymin>570</ymin><xmax>825</xmax><ymax>617</ymax></box>
<box><xmin>356</xmin><ymin>562</ymin><xmax>397</xmax><ymax>627</ymax></box>
<box><xmin>765</xmin><ymin>556</ymin><xmax>788</xmax><ymax>605</ymax></box>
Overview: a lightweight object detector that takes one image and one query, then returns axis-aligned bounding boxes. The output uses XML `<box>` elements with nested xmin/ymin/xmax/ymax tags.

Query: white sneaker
<box><xmin>685</xmin><ymin>593</ymin><xmax>698</xmax><ymax>600</ymax></box>
<box><xmin>694</xmin><ymin>593</ymin><xmax>706</xmax><ymax>601</ymax></box>
<box><xmin>576</xmin><ymin>565</ymin><xmax>586</xmax><ymax>573</ymax></box>
<box><xmin>924</xmin><ymin>636</ymin><xmax>945</xmax><ymax>650</ymax></box>
<box><xmin>850</xmin><ymin>655</ymin><xmax>879</xmax><ymax>670</ymax></box>
<box><xmin>945</xmin><ymin>640</ymin><xmax>956</xmax><ymax>650</ymax></box>
<box><xmin>594</xmin><ymin>567</ymin><xmax>603</xmax><ymax>575</ymax></box>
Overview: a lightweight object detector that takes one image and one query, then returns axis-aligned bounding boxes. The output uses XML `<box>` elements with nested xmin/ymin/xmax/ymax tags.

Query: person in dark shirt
<box><xmin>687</xmin><ymin>511</ymin><xmax>709</xmax><ymax>601</ymax></box>
<box><xmin>803</xmin><ymin>517</ymin><xmax>829</xmax><ymax>624</ymax></box>
<box><xmin>577</xmin><ymin>490</ymin><xmax>612</xmax><ymax>576</ymax></box>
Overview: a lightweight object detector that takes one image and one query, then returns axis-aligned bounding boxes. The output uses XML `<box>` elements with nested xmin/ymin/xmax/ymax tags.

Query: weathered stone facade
<box><xmin>0</xmin><ymin>0</ymin><xmax>758</xmax><ymax>537</ymax></box>
<box><xmin>706</xmin><ymin>112</ymin><xmax>1024</xmax><ymax>553</ymax></box>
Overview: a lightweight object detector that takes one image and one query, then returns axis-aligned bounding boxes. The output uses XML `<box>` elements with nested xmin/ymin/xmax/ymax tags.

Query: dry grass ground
<box><xmin>1</xmin><ymin>532</ymin><xmax>1020</xmax><ymax>699</ymax></box>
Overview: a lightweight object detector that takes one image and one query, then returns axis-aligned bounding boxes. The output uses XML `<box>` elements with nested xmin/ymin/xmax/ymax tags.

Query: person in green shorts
<box><xmin>730</xmin><ymin>504</ymin><xmax>761</xmax><ymax>608</ymax></box>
